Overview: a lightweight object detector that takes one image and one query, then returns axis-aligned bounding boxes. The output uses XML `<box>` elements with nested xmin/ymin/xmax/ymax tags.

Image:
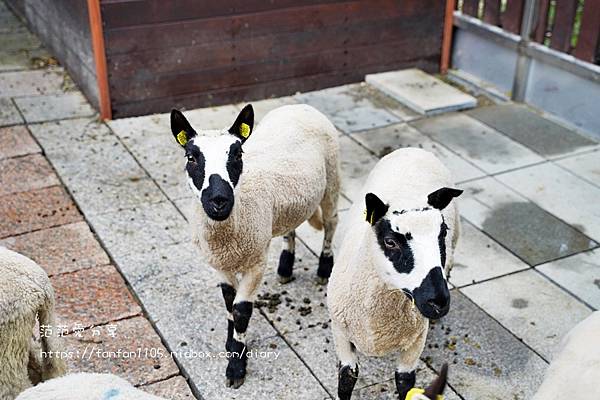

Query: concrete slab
<box><xmin>411</xmin><ymin>113</ymin><xmax>544</xmax><ymax>174</ymax></box>
<box><xmin>461</xmin><ymin>270</ymin><xmax>592</xmax><ymax>360</ymax></box>
<box><xmin>338</xmin><ymin>135</ymin><xmax>379</xmax><ymax>200</ymax></box>
<box><xmin>142</xmin><ymin>376</ymin><xmax>195</xmax><ymax>400</ymax></box>
<box><xmin>0</xmin><ymin>31</ymin><xmax>42</xmax><ymax>52</ymax></box>
<box><xmin>0</xmin><ymin>125</ymin><xmax>40</xmax><ymax>159</ymax></box>
<box><xmin>555</xmin><ymin>149</ymin><xmax>600</xmax><ymax>187</ymax></box>
<box><xmin>0</xmin><ymin>69</ymin><xmax>66</xmax><ymax>97</ymax></box>
<box><xmin>422</xmin><ymin>291</ymin><xmax>547</xmax><ymax>399</ymax></box>
<box><xmin>351</xmin><ymin>123</ymin><xmax>485</xmax><ymax>183</ymax></box>
<box><xmin>496</xmin><ymin>162</ymin><xmax>600</xmax><ymax>242</ymax></box>
<box><xmin>366</xmin><ymin>69</ymin><xmax>477</xmax><ymax>115</ymax></box>
<box><xmin>459</xmin><ymin>178</ymin><xmax>597</xmax><ymax>266</ymax></box>
<box><xmin>450</xmin><ymin>219</ymin><xmax>529</xmax><ymax>287</ymax></box>
<box><xmin>537</xmin><ymin>248</ymin><xmax>600</xmax><ymax>310</ymax></box>
<box><xmin>297</xmin><ymin>83</ymin><xmax>404</xmax><ymax>133</ymax></box>
<box><xmin>467</xmin><ymin>104</ymin><xmax>598</xmax><ymax>157</ymax></box>
<box><xmin>0</xmin><ymin>153</ymin><xmax>59</xmax><ymax>196</ymax></box>
<box><xmin>0</xmin><ymin>98</ymin><xmax>23</xmax><ymax>126</ymax></box>
<box><xmin>0</xmin><ymin>48</ymin><xmax>51</xmax><ymax>72</ymax></box>
<box><xmin>14</xmin><ymin>91</ymin><xmax>96</xmax><ymax>123</ymax></box>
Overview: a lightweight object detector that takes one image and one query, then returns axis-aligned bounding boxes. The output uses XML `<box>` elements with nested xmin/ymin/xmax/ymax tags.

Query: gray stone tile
<box><xmin>88</xmin><ymin>201</ymin><xmax>188</xmax><ymax>261</ymax></box>
<box><xmin>467</xmin><ymin>104</ymin><xmax>598</xmax><ymax>157</ymax></box>
<box><xmin>366</xmin><ymin>69</ymin><xmax>476</xmax><ymax>115</ymax></box>
<box><xmin>422</xmin><ymin>291</ymin><xmax>547</xmax><ymax>399</ymax></box>
<box><xmin>0</xmin><ymin>30</ymin><xmax>42</xmax><ymax>52</ymax></box>
<box><xmin>339</xmin><ymin>135</ymin><xmax>379</xmax><ymax>200</ymax></box>
<box><xmin>411</xmin><ymin>113</ymin><xmax>544</xmax><ymax>174</ymax></box>
<box><xmin>14</xmin><ymin>91</ymin><xmax>96</xmax><ymax>123</ymax></box>
<box><xmin>0</xmin><ymin>48</ymin><xmax>52</xmax><ymax>72</ymax></box>
<box><xmin>351</xmin><ymin>123</ymin><xmax>485</xmax><ymax>183</ymax></box>
<box><xmin>297</xmin><ymin>83</ymin><xmax>403</xmax><ymax>133</ymax></box>
<box><xmin>0</xmin><ymin>98</ymin><xmax>23</xmax><ymax>126</ymax></box>
<box><xmin>537</xmin><ymin>248</ymin><xmax>600</xmax><ymax>310</ymax></box>
<box><xmin>460</xmin><ymin>177</ymin><xmax>597</xmax><ymax>265</ymax></box>
<box><xmin>555</xmin><ymin>149</ymin><xmax>600</xmax><ymax>187</ymax></box>
<box><xmin>450</xmin><ymin>219</ymin><xmax>529</xmax><ymax>287</ymax></box>
<box><xmin>0</xmin><ymin>69</ymin><xmax>66</xmax><ymax>97</ymax></box>
<box><xmin>461</xmin><ymin>270</ymin><xmax>592</xmax><ymax>360</ymax></box>
<box><xmin>496</xmin><ymin>162</ymin><xmax>600</xmax><ymax>242</ymax></box>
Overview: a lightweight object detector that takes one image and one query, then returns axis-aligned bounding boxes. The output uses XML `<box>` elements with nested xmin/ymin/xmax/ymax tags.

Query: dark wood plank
<box><xmin>501</xmin><ymin>0</ymin><xmax>525</xmax><ymax>33</ymax></box>
<box><xmin>100</xmin><ymin>0</ymin><xmax>352</xmax><ymax>29</ymax></box>
<box><xmin>534</xmin><ymin>0</ymin><xmax>551</xmax><ymax>43</ymax></box>
<box><xmin>462</xmin><ymin>0</ymin><xmax>479</xmax><ymax>16</ymax></box>
<box><xmin>572</xmin><ymin>0</ymin><xmax>600</xmax><ymax>61</ymax></box>
<box><xmin>550</xmin><ymin>0</ymin><xmax>578</xmax><ymax>52</ymax></box>
<box><xmin>483</xmin><ymin>0</ymin><xmax>501</xmax><ymax>26</ymax></box>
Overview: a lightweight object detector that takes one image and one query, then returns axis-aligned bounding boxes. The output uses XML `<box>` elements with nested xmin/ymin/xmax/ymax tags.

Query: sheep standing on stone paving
<box><xmin>327</xmin><ymin>148</ymin><xmax>462</xmax><ymax>400</ymax></box>
<box><xmin>16</xmin><ymin>373</ymin><xmax>166</xmax><ymax>400</ymax></box>
<box><xmin>0</xmin><ymin>247</ymin><xmax>67</xmax><ymax>400</ymax></box>
<box><xmin>170</xmin><ymin>104</ymin><xmax>340</xmax><ymax>388</ymax></box>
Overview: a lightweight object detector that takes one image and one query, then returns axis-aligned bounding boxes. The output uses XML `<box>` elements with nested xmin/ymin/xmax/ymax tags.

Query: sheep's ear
<box><xmin>424</xmin><ymin>363</ymin><xmax>448</xmax><ymax>399</ymax></box>
<box><xmin>171</xmin><ymin>109</ymin><xmax>196</xmax><ymax>147</ymax></box>
<box><xmin>427</xmin><ymin>187</ymin><xmax>463</xmax><ymax>210</ymax></box>
<box><xmin>365</xmin><ymin>193</ymin><xmax>389</xmax><ymax>225</ymax></box>
<box><xmin>229</xmin><ymin>104</ymin><xmax>254</xmax><ymax>143</ymax></box>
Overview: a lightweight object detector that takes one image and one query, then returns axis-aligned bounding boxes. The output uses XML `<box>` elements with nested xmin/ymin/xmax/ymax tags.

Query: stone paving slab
<box><xmin>556</xmin><ymin>150</ymin><xmax>600</xmax><ymax>187</ymax></box>
<box><xmin>63</xmin><ymin>316</ymin><xmax>180</xmax><ymax>386</ymax></box>
<box><xmin>467</xmin><ymin>104</ymin><xmax>598</xmax><ymax>157</ymax></box>
<box><xmin>296</xmin><ymin>83</ymin><xmax>405</xmax><ymax>133</ymax></box>
<box><xmin>0</xmin><ymin>153</ymin><xmax>59</xmax><ymax>196</ymax></box>
<box><xmin>52</xmin><ymin>264</ymin><xmax>142</xmax><ymax>331</ymax></box>
<box><xmin>14</xmin><ymin>91</ymin><xmax>96</xmax><ymax>123</ymax></box>
<box><xmin>338</xmin><ymin>135</ymin><xmax>379</xmax><ymax>200</ymax></box>
<box><xmin>422</xmin><ymin>291</ymin><xmax>547</xmax><ymax>400</ymax></box>
<box><xmin>0</xmin><ymin>221</ymin><xmax>110</xmax><ymax>276</ymax></box>
<box><xmin>411</xmin><ymin>113</ymin><xmax>544</xmax><ymax>174</ymax></box>
<box><xmin>0</xmin><ymin>125</ymin><xmax>40</xmax><ymax>159</ymax></box>
<box><xmin>450</xmin><ymin>219</ymin><xmax>529</xmax><ymax>287</ymax></box>
<box><xmin>0</xmin><ymin>185</ymin><xmax>82</xmax><ymax>238</ymax></box>
<box><xmin>459</xmin><ymin>177</ymin><xmax>597</xmax><ymax>265</ymax></box>
<box><xmin>0</xmin><ymin>48</ymin><xmax>52</xmax><ymax>72</ymax></box>
<box><xmin>143</xmin><ymin>376</ymin><xmax>196</xmax><ymax>399</ymax></box>
<box><xmin>0</xmin><ymin>97</ymin><xmax>23</xmax><ymax>126</ymax></box>
<box><xmin>366</xmin><ymin>69</ymin><xmax>477</xmax><ymax>115</ymax></box>
<box><xmin>495</xmin><ymin>162</ymin><xmax>600</xmax><ymax>242</ymax></box>
<box><xmin>0</xmin><ymin>69</ymin><xmax>66</xmax><ymax>97</ymax></box>
<box><xmin>0</xmin><ymin>30</ymin><xmax>41</xmax><ymax>52</ymax></box>
<box><xmin>461</xmin><ymin>269</ymin><xmax>592</xmax><ymax>360</ymax></box>
<box><xmin>350</xmin><ymin>123</ymin><xmax>485</xmax><ymax>183</ymax></box>
<box><xmin>537</xmin><ymin>248</ymin><xmax>600</xmax><ymax>310</ymax></box>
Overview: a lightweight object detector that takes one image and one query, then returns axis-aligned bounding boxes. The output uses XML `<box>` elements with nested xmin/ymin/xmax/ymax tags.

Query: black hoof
<box><xmin>277</xmin><ymin>274</ymin><xmax>294</xmax><ymax>284</ymax></box>
<box><xmin>277</xmin><ymin>249</ymin><xmax>294</xmax><ymax>281</ymax></box>
<box><xmin>315</xmin><ymin>276</ymin><xmax>328</xmax><ymax>285</ymax></box>
<box><xmin>317</xmin><ymin>253</ymin><xmax>334</xmax><ymax>280</ymax></box>
<box><xmin>395</xmin><ymin>370</ymin><xmax>416</xmax><ymax>400</ymax></box>
<box><xmin>338</xmin><ymin>363</ymin><xmax>359</xmax><ymax>400</ymax></box>
<box><xmin>225</xmin><ymin>377</ymin><xmax>245</xmax><ymax>389</ymax></box>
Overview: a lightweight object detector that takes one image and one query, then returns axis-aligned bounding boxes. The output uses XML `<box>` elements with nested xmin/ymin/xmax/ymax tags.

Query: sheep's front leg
<box><xmin>277</xmin><ymin>230</ymin><xmax>295</xmax><ymax>284</ymax></box>
<box><xmin>226</xmin><ymin>265</ymin><xmax>265</xmax><ymax>389</ymax></box>
<box><xmin>333</xmin><ymin>321</ymin><xmax>358</xmax><ymax>400</ymax></box>
<box><xmin>218</xmin><ymin>270</ymin><xmax>239</xmax><ymax>368</ymax></box>
<box><xmin>395</xmin><ymin>327</ymin><xmax>427</xmax><ymax>399</ymax></box>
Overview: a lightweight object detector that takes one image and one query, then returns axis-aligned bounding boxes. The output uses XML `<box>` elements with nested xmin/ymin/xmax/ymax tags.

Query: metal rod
<box><xmin>512</xmin><ymin>0</ymin><xmax>538</xmax><ymax>101</ymax></box>
<box><xmin>88</xmin><ymin>0</ymin><xmax>112</xmax><ymax>120</ymax></box>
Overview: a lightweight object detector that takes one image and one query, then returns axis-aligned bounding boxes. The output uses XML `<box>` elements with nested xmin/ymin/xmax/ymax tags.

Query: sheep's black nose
<box><xmin>211</xmin><ymin>196</ymin><xmax>228</xmax><ymax>211</ymax></box>
<box><xmin>427</xmin><ymin>296</ymin><xmax>449</xmax><ymax>313</ymax></box>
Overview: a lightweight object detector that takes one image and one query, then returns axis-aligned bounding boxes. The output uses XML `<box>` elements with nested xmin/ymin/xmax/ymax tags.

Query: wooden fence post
<box><xmin>88</xmin><ymin>0</ymin><xmax>112</xmax><ymax>120</ymax></box>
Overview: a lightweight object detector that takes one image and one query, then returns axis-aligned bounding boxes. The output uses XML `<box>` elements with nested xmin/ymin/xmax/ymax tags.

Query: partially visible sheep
<box><xmin>532</xmin><ymin>311</ymin><xmax>600</xmax><ymax>400</ymax></box>
<box><xmin>0</xmin><ymin>247</ymin><xmax>66</xmax><ymax>400</ymax></box>
<box><xmin>327</xmin><ymin>148</ymin><xmax>461</xmax><ymax>400</ymax></box>
<box><xmin>16</xmin><ymin>373</ymin><xmax>166</xmax><ymax>400</ymax></box>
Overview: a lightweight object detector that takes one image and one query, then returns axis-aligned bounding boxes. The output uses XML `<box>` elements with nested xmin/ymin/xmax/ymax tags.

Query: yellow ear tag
<box><xmin>405</xmin><ymin>388</ymin><xmax>443</xmax><ymax>400</ymax></box>
<box><xmin>177</xmin><ymin>130</ymin><xmax>188</xmax><ymax>146</ymax></box>
<box><xmin>239</xmin><ymin>123</ymin><xmax>250</xmax><ymax>139</ymax></box>
<box><xmin>364</xmin><ymin>209</ymin><xmax>374</xmax><ymax>224</ymax></box>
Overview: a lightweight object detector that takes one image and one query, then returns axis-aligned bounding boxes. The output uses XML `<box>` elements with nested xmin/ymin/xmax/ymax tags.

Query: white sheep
<box><xmin>327</xmin><ymin>148</ymin><xmax>462</xmax><ymax>400</ymax></box>
<box><xmin>170</xmin><ymin>104</ymin><xmax>340</xmax><ymax>388</ymax></box>
<box><xmin>16</xmin><ymin>373</ymin><xmax>166</xmax><ymax>400</ymax></box>
<box><xmin>532</xmin><ymin>311</ymin><xmax>600</xmax><ymax>400</ymax></box>
<box><xmin>0</xmin><ymin>247</ymin><xmax>67</xmax><ymax>400</ymax></box>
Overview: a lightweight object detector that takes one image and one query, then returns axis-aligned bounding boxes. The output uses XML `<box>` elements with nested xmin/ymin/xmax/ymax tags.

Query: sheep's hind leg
<box><xmin>317</xmin><ymin>199</ymin><xmax>338</xmax><ymax>285</ymax></box>
<box><xmin>333</xmin><ymin>321</ymin><xmax>358</xmax><ymax>400</ymax></box>
<box><xmin>277</xmin><ymin>230</ymin><xmax>296</xmax><ymax>284</ymax></box>
<box><xmin>226</xmin><ymin>265</ymin><xmax>265</xmax><ymax>389</ymax></box>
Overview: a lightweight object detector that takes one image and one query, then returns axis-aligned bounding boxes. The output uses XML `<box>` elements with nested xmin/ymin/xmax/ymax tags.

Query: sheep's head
<box><xmin>364</xmin><ymin>188</ymin><xmax>462</xmax><ymax>320</ymax></box>
<box><xmin>170</xmin><ymin>105</ymin><xmax>254</xmax><ymax>221</ymax></box>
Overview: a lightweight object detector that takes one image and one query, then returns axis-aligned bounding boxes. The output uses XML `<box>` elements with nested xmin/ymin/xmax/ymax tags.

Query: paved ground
<box><xmin>2</xmin><ymin>3</ymin><xmax>600</xmax><ymax>399</ymax></box>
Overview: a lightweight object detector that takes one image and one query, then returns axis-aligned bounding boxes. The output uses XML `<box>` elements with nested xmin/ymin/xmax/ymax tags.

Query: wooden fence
<box><xmin>457</xmin><ymin>0</ymin><xmax>600</xmax><ymax>65</ymax></box>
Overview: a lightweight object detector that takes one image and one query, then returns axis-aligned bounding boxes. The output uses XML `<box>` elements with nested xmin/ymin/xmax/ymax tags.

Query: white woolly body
<box><xmin>0</xmin><ymin>247</ymin><xmax>66</xmax><ymax>400</ymax></box>
<box><xmin>191</xmin><ymin>104</ymin><xmax>340</xmax><ymax>274</ymax></box>
<box><xmin>532</xmin><ymin>311</ymin><xmax>600</xmax><ymax>400</ymax></box>
<box><xmin>16</xmin><ymin>373</ymin><xmax>166</xmax><ymax>400</ymax></box>
<box><xmin>328</xmin><ymin>148</ymin><xmax>459</xmax><ymax>361</ymax></box>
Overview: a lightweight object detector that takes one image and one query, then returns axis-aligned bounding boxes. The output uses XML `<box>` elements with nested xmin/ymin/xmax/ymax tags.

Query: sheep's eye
<box><xmin>186</xmin><ymin>154</ymin><xmax>195</xmax><ymax>163</ymax></box>
<box><xmin>384</xmin><ymin>237</ymin><xmax>399</xmax><ymax>249</ymax></box>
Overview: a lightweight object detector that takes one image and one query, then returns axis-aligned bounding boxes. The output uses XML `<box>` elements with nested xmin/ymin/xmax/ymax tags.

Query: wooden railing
<box><xmin>457</xmin><ymin>0</ymin><xmax>600</xmax><ymax>65</ymax></box>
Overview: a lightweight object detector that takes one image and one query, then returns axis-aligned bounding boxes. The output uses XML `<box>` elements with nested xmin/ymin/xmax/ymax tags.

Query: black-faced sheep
<box><xmin>0</xmin><ymin>247</ymin><xmax>67</xmax><ymax>400</ymax></box>
<box><xmin>327</xmin><ymin>148</ymin><xmax>461</xmax><ymax>400</ymax></box>
<box><xmin>170</xmin><ymin>104</ymin><xmax>340</xmax><ymax>388</ymax></box>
